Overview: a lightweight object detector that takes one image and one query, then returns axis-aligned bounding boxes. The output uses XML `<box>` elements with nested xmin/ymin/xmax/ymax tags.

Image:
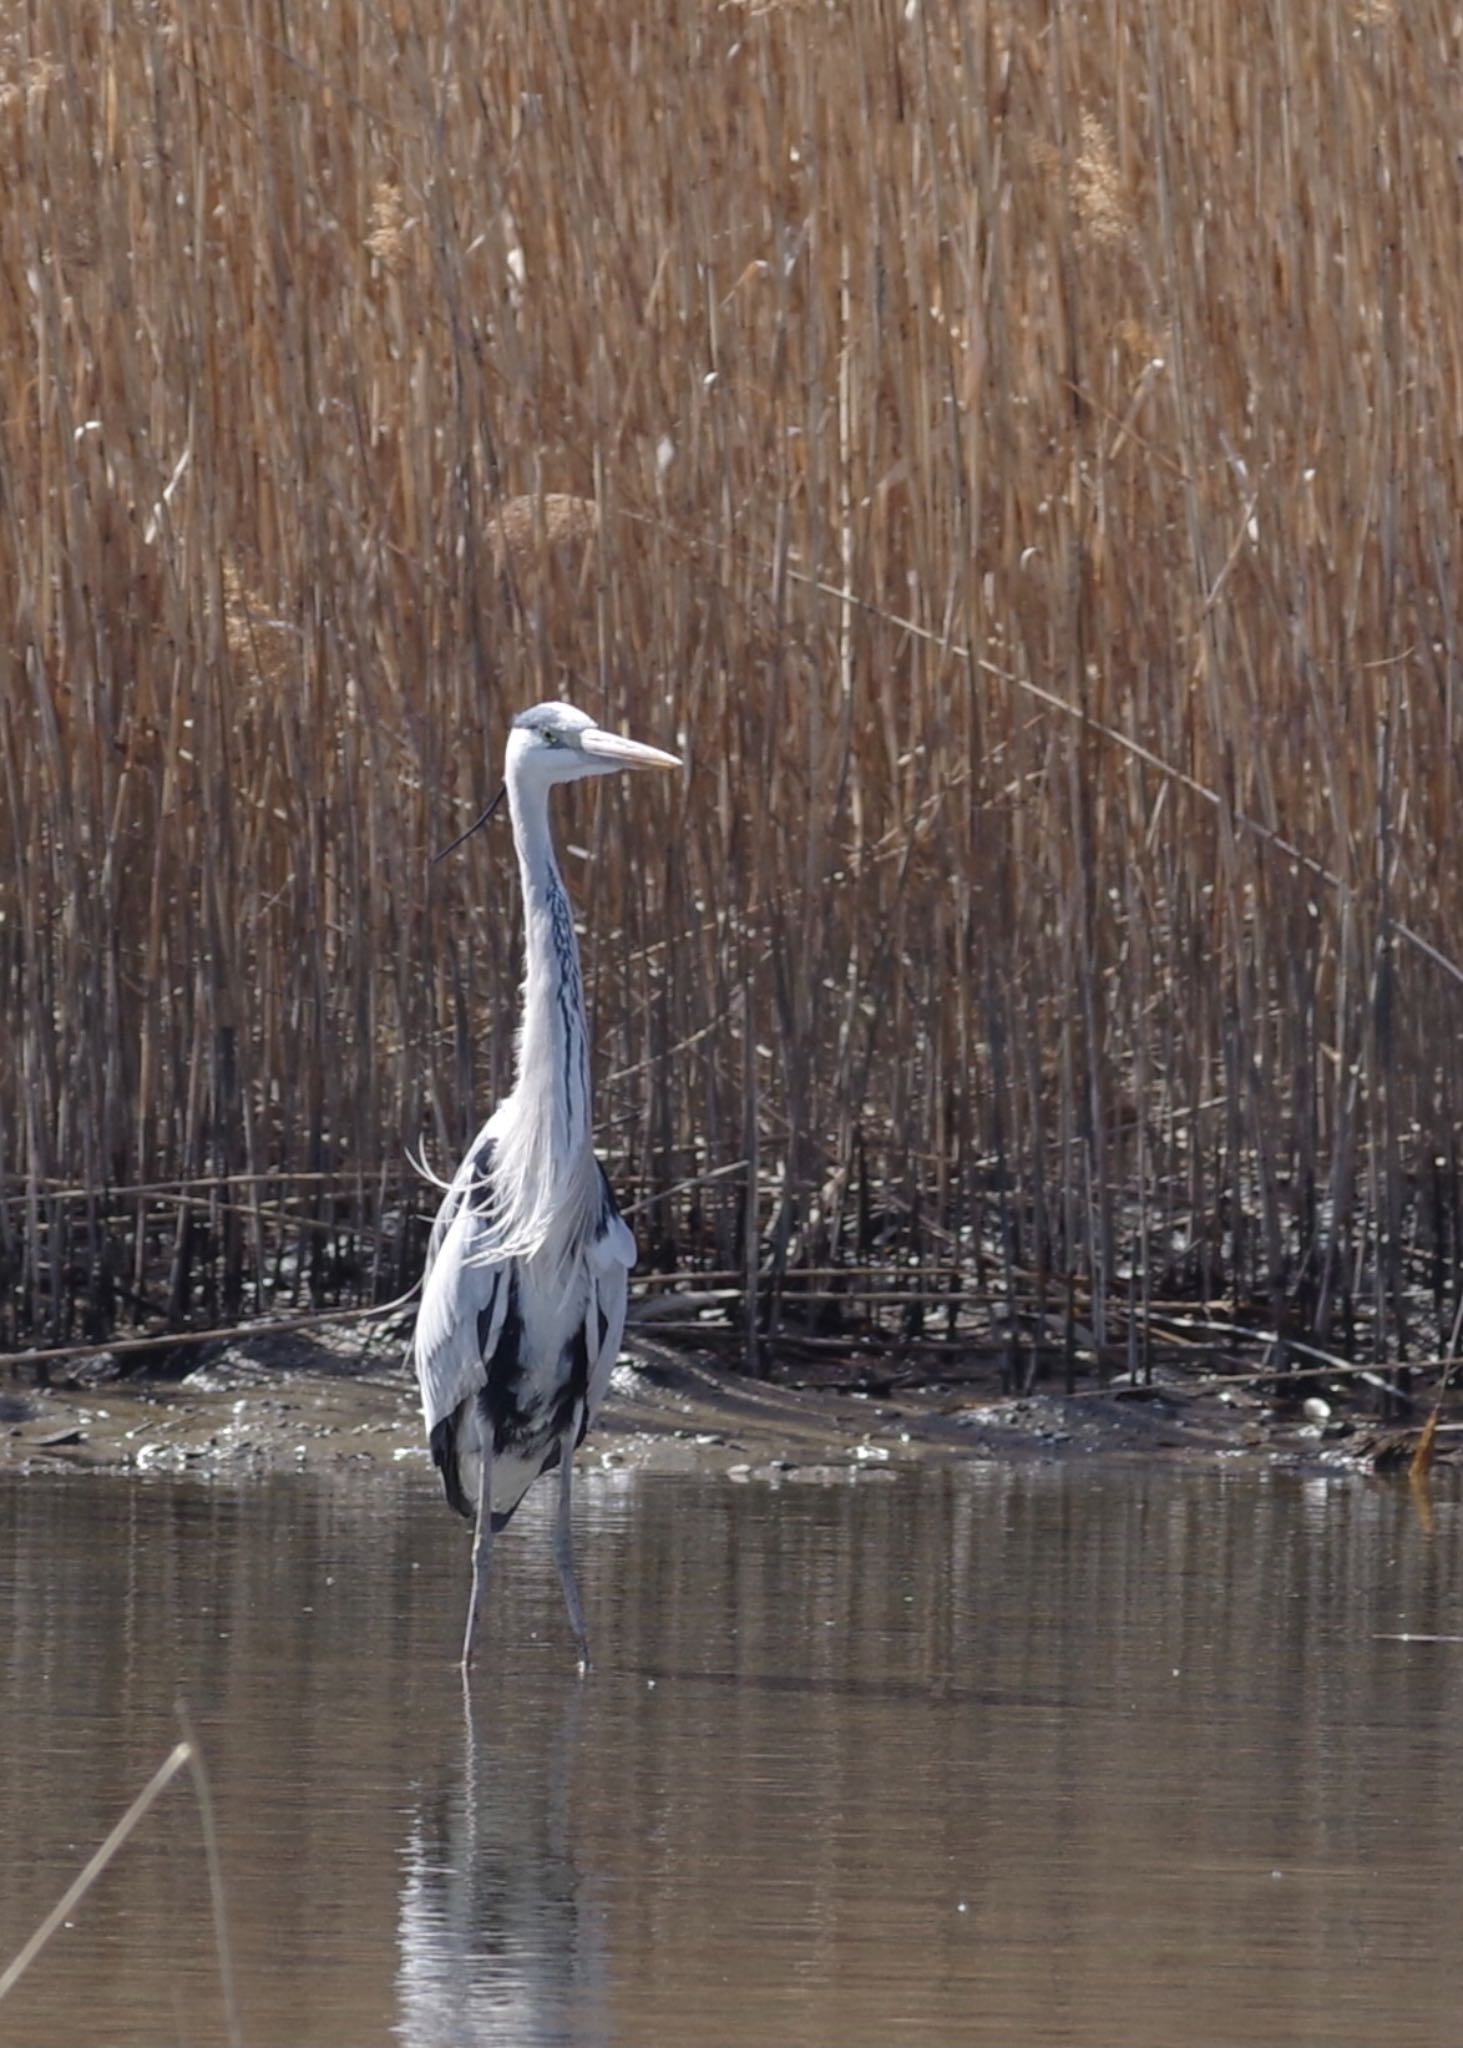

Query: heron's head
<box><xmin>431</xmin><ymin>701</ymin><xmax>679</xmax><ymax>862</ymax></box>
<box><xmin>506</xmin><ymin>701</ymin><xmax>681</xmax><ymax>785</ymax></box>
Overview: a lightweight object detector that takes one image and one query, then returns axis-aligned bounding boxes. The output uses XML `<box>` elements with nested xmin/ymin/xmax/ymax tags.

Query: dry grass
<box><xmin>2</xmin><ymin>0</ymin><xmax>1463</xmax><ymax>1387</ymax></box>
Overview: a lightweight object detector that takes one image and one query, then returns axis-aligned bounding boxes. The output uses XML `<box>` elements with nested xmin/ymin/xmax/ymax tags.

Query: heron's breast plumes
<box><xmin>466</xmin><ymin>1098</ymin><xmax>602</xmax><ymax>1274</ymax></box>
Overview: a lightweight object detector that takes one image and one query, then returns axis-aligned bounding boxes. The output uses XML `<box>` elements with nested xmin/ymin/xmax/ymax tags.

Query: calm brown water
<box><xmin>1</xmin><ymin>1461</ymin><xmax>1461</xmax><ymax>2047</ymax></box>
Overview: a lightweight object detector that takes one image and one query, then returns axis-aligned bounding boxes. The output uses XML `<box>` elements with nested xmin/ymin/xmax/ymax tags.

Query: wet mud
<box><xmin>0</xmin><ymin>1326</ymin><xmax>1432</xmax><ymax>1482</ymax></box>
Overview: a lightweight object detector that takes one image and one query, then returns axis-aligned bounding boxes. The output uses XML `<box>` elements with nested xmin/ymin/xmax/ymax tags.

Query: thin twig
<box><xmin>0</xmin><ymin>1745</ymin><xmax>192</xmax><ymax>2006</ymax></box>
<box><xmin>3</xmin><ymin>1288</ymin><xmax>420</xmax><ymax>1373</ymax></box>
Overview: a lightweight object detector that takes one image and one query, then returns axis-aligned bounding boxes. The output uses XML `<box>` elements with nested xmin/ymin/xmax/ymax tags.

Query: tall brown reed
<box><xmin>2</xmin><ymin>0</ymin><xmax>1462</xmax><ymax>1381</ymax></box>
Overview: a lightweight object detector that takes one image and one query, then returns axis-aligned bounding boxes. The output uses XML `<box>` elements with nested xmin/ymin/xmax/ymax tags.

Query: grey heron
<box><xmin>414</xmin><ymin>700</ymin><xmax>680</xmax><ymax>1672</ymax></box>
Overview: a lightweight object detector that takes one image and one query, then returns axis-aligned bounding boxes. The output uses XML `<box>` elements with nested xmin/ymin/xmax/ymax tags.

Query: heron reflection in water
<box><xmin>396</xmin><ymin>1684</ymin><xmax>608</xmax><ymax>2047</ymax></box>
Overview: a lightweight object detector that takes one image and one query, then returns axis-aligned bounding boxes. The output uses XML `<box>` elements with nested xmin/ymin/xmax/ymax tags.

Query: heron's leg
<box><xmin>461</xmin><ymin>1433</ymin><xmax>495</xmax><ymax>1674</ymax></box>
<box><xmin>552</xmin><ymin>1431</ymin><xmax>591</xmax><ymax>1673</ymax></box>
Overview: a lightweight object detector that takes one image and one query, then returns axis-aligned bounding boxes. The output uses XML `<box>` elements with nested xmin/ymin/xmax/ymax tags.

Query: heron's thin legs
<box><xmin>461</xmin><ymin>1438</ymin><xmax>495</xmax><ymax>1673</ymax></box>
<box><xmin>552</xmin><ymin>1433</ymin><xmax>591</xmax><ymax>1673</ymax></box>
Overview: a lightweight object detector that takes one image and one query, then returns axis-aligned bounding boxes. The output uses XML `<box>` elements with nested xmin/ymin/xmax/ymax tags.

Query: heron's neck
<box><xmin>507</xmin><ymin>773</ymin><xmax>592</xmax><ymax>1159</ymax></box>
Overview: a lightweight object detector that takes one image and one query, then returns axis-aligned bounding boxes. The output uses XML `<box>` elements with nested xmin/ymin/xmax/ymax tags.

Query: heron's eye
<box><xmin>542</xmin><ymin>729</ymin><xmax>561</xmax><ymax>747</ymax></box>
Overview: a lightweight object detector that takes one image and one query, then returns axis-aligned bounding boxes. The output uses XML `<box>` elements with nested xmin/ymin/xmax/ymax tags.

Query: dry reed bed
<box><xmin>2</xmin><ymin>0</ymin><xmax>1462</xmax><ymax>1387</ymax></box>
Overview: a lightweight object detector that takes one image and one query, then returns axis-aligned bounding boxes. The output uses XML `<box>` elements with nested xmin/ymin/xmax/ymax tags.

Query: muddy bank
<box><xmin>1</xmin><ymin>1324</ymin><xmax>1440</xmax><ymax>1482</ymax></box>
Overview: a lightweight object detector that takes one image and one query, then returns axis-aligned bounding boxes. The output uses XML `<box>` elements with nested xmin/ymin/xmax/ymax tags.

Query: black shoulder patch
<box><xmin>482</xmin><ymin>1272</ymin><xmax>529</xmax><ymax>1445</ymax></box>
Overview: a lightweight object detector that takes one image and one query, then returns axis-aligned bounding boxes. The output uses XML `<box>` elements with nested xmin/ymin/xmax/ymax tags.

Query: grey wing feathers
<box><xmin>414</xmin><ymin>1132</ymin><xmax>509</xmax><ymax>1436</ymax></box>
<box><xmin>584</xmin><ymin>1164</ymin><xmax>636</xmax><ymax>1423</ymax></box>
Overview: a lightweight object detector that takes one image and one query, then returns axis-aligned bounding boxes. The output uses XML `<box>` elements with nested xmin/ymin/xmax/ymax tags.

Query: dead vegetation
<box><xmin>2</xmin><ymin>0</ymin><xmax>1463</xmax><ymax>1406</ymax></box>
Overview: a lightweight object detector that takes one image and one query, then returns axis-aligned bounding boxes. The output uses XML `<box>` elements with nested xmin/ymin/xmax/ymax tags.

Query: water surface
<box><xmin>1</xmin><ymin>1461</ymin><xmax>1460</xmax><ymax>2045</ymax></box>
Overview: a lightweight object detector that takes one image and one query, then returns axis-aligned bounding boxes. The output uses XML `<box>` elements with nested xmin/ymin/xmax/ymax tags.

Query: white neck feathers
<box><xmin>481</xmin><ymin>767</ymin><xmax>597</xmax><ymax>1263</ymax></box>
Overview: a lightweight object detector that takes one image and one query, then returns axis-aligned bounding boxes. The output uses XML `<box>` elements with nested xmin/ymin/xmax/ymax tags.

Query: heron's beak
<box><xmin>431</xmin><ymin>784</ymin><xmax>507</xmax><ymax>864</ymax></box>
<box><xmin>579</xmin><ymin>728</ymin><xmax>681</xmax><ymax>771</ymax></box>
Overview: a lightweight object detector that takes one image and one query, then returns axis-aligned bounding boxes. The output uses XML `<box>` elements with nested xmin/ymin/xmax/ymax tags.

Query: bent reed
<box><xmin>3</xmin><ymin>0</ymin><xmax>1462</xmax><ymax>1392</ymax></box>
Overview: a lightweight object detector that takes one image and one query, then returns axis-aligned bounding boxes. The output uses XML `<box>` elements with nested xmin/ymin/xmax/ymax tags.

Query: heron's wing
<box><xmin>583</xmin><ymin>1163</ymin><xmax>635</xmax><ymax>1426</ymax></box>
<box><xmin>413</xmin><ymin>1131</ymin><xmax>511</xmax><ymax>1436</ymax></box>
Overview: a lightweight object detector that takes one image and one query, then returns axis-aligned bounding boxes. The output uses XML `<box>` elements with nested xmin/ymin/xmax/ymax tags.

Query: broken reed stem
<box><xmin>175</xmin><ymin>1703</ymin><xmax>244</xmax><ymax>2048</ymax></box>
<box><xmin>0</xmin><ymin>1745</ymin><xmax>193</xmax><ymax>2006</ymax></box>
<box><xmin>0</xmin><ymin>1722</ymin><xmax>242</xmax><ymax>2046</ymax></box>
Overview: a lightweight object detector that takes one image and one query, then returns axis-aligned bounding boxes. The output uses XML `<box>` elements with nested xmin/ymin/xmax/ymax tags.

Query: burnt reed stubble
<box><xmin>2</xmin><ymin>0</ymin><xmax>1461</xmax><ymax>1388</ymax></box>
